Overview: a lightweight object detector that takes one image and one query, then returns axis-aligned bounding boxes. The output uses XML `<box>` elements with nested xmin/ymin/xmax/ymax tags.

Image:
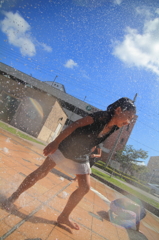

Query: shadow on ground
<box><xmin>0</xmin><ymin>193</ymin><xmax>72</xmax><ymax>234</ymax></box>
<box><xmin>97</xmin><ymin>210</ymin><xmax>148</xmax><ymax>240</ymax></box>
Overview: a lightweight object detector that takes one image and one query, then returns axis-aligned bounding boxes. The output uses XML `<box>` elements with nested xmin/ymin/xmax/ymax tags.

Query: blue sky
<box><xmin>0</xmin><ymin>0</ymin><xmax>159</xmax><ymax>165</ymax></box>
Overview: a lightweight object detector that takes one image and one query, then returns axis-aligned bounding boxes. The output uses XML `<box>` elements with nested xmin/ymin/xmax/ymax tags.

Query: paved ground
<box><xmin>0</xmin><ymin>129</ymin><xmax>159</xmax><ymax>240</ymax></box>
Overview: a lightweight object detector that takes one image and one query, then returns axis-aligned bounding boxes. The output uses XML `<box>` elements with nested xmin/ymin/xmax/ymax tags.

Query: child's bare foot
<box><xmin>1</xmin><ymin>194</ymin><xmax>18</xmax><ymax>211</ymax></box>
<box><xmin>1</xmin><ymin>198</ymin><xmax>14</xmax><ymax>211</ymax></box>
<box><xmin>57</xmin><ymin>215</ymin><xmax>80</xmax><ymax>230</ymax></box>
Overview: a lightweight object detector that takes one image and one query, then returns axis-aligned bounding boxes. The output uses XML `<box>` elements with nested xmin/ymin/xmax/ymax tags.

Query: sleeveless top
<box><xmin>58</xmin><ymin>111</ymin><xmax>119</xmax><ymax>162</ymax></box>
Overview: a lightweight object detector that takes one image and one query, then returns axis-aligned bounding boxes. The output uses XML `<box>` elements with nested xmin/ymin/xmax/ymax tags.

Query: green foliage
<box><xmin>116</xmin><ymin>145</ymin><xmax>148</xmax><ymax>163</ymax></box>
<box><xmin>115</xmin><ymin>145</ymin><xmax>148</xmax><ymax>175</ymax></box>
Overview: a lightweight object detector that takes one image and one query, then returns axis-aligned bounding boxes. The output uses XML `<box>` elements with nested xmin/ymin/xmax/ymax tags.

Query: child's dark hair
<box><xmin>107</xmin><ymin>97</ymin><xmax>136</xmax><ymax>116</ymax></box>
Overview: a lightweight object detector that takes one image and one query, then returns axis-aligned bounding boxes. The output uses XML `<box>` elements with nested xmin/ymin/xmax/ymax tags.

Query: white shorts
<box><xmin>48</xmin><ymin>149</ymin><xmax>91</xmax><ymax>175</ymax></box>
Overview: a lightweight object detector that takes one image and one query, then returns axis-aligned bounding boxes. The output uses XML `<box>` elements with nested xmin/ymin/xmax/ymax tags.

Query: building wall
<box><xmin>38</xmin><ymin>101</ymin><xmax>67</xmax><ymax>143</ymax></box>
<box><xmin>0</xmin><ymin>62</ymin><xmax>99</xmax><ymax>119</ymax></box>
<box><xmin>0</xmin><ymin>73</ymin><xmax>67</xmax><ymax>139</ymax></box>
<box><xmin>101</xmin><ymin>115</ymin><xmax>138</xmax><ymax>163</ymax></box>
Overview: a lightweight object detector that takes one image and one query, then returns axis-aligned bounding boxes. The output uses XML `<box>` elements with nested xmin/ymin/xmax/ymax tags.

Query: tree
<box><xmin>115</xmin><ymin>145</ymin><xmax>148</xmax><ymax>175</ymax></box>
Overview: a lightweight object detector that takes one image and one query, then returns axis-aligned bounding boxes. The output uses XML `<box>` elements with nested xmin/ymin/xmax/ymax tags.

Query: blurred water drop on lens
<box><xmin>6</xmin><ymin>138</ymin><xmax>11</xmax><ymax>143</ymax></box>
<box><xmin>59</xmin><ymin>177</ymin><xmax>64</xmax><ymax>181</ymax></box>
<box><xmin>58</xmin><ymin>191</ymin><xmax>69</xmax><ymax>199</ymax></box>
<box><xmin>3</xmin><ymin>147</ymin><xmax>9</xmax><ymax>153</ymax></box>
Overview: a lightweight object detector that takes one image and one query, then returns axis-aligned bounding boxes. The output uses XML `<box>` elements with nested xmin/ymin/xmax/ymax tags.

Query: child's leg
<box><xmin>3</xmin><ymin>157</ymin><xmax>56</xmax><ymax>209</ymax></box>
<box><xmin>57</xmin><ymin>173</ymin><xmax>90</xmax><ymax>230</ymax></box>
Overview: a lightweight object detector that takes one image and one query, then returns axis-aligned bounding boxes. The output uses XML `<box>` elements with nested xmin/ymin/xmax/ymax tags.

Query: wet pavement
<box><xmin>0</xmin><ymin>128</ymin><xmax>159</xmax><ymax>240</ymax></box>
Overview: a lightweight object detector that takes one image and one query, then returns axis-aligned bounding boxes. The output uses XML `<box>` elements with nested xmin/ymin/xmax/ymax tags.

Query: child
<box><xmin>2</xmin><ymin>97</ymin><xmax>136</xmax><ymax>230</ymax></box>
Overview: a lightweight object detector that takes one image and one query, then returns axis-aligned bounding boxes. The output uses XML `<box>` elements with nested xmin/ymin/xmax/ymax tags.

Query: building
<box><xmin>147</xmin><ymin>156</ymin><xmax>159</xmax><ymax>183</ymax></box>
<box><xmin>44</xmin><ymin>81</ymin><xmax>66</xmax><ymax>93</ymax></box>
<box><xmin>0</xmin><ymin>62</ymin><xmax>99</xmax><ymax>143</ymax></box>
<box><xmin>0</xmin><ymin>65</ymin><xmax>67</xmax><ymax>143</ymax></box>
<box><xmin>0</xmin><ymin>62</ymin><xmax>137</xmax><ymax>161</ymax></box>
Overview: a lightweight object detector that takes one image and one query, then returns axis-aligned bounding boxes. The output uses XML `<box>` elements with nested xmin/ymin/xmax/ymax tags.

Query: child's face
<box><xmin>114</xmin><ymin>107</ymin><xmax>135</xmax><ymax>128</ymax></box>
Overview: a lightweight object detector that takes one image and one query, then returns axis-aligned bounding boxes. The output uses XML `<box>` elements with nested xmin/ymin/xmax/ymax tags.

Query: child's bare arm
<box><xmin>43</xmin><ymin>116</ymin><xmax>94</xmax><ymax>156</ymax></box>
<box><xmin>91</xmin><ymin>148</ymin><xmax>102</xmax><ymax>158</ymax></box>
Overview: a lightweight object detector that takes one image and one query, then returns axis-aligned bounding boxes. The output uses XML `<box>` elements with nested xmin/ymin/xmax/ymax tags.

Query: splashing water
<box><xmin>3</xmin><ymin>147</ymin><xmax>9</xmax><ymax>153</ymax></box>
<box><xmin>6</xmin><ymin>138</ymin><xmax>11</xmax><ymax>143</ymax></box>
<box><xmin>35</xmin><ymin>157</ymin><xmax>44</xmax><ymax>161</ymax></box>
<box><xmin>58</xmin><ymin>191</ymin><xmax>69</xmax><ymax>199</ymax></box>
<box><xmin>59</xmin><ymin>177</ymin><xmax>64</xmax><ymax>181</ymax></box>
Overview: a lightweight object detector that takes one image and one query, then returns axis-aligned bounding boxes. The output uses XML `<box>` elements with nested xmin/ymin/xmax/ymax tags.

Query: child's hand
<box><xmin>43</xmin><ymin>141</ymin><xmax>59</xmax><ymax>156</ymax></box>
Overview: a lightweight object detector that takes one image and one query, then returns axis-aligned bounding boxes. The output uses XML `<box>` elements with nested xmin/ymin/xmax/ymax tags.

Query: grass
<box><xmin>0</xmin><ymin>121</ymin><xmax>45</xmax><ymax>145</ymax></box>
<box><xmin>92</xmin><ymin>168</ymin><xmax>159</xmax><ymax>209</ymax></box>
<box><xmin>95</xmin><ymin>161</ymin><xmax>149</xmax><ymax>191</ymax></box>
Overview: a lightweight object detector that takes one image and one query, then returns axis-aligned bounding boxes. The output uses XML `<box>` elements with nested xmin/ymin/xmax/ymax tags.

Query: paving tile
<box><xmin>37</xmin><ymin>184</ymin><xmax>68</xmax><ymax>203</ymax></box>
<box><xmin>71</xmin><ymin>206</ymin><xmax>93</xmax><ymax>229</ymax></box>
<box><xmin>23</xmin><ymin>182</ymin><xmax>50</xmax><ymax>198</ymax></box>
<box><xmin>91</xmin><ymin>232</ymin><xmax>107</xmax><ymax>240</ymax></box>
<box><xmin>1</xmin><ymin>168</ymin><xmax>20</xmax><ymax>178</ymax></box>
<box><xmin>33</xmin><ymin>205</ymin><xmax>58</xmax><ymax>224</ymax></box>
<box><xmin>47</xmin><ymin>228</ymin><xmax>73</xmax><ymax>240</ymax></box>
<box><xmin>71</xmin><ymin>227</ymin><xmax>92</xmax><ymax>240</ymax></box>
<box><xmin>0</xmin><ymin>208</ymin><xmax>10</xmax><ymax>221</ymax></box>
<box><xmin>4</xmin><ymin>214</ymin><xmax>22</xmax><ymax>228</ymax></box>
<box><xmin>83</xmin><ymin>189</ymin><xmax>95</xmax><ymax>203</ymax></box>
<box><xmin>16</xmin><ymin>198</ymin><xmax>41</xmax><ymax>214</ymax></box>
<box><xmin>0</xmin><ymin>177</ymin><xmax>8</xmax><ymax>188</ymax></box>
<box><xmin>17</xmin><ymin>219</ymin><xmax>54</xmax><ymax>239</ymax></box>
<box><xmin>36</xmin><ymin>177</ymin><xmax>55</xmax><ymax>189</ymax></box>
<box><xmin>0</xmin><ymin>158</ymin><xmax>18</xmax><ymax>168</ymax></box>
<box><xmin>116</xmin><ymin>226</ymin><xmax>130</xmax><ymax>240</ymax></box>
<box><xmin>140</xmin><ymin>221</ymin><xmax>159</xmax><ymax>240</ymax></box>
<box><xmin>0</xmin><ymin>169</ymin><xmax>12</xmax><ymax>179</ymax></box>
<box><xmin>94</xmin><ymin>194</ymin><xmax>108</xmax><ymax>209</ymax></box>
<box><xmin>92</xmin><ymin>217</ymin><xmax>119</xmax><ymax>240</ymax></box>
<box><xmin>77</xmin><ymin>197</ymin><xmax>94</xmax><ymax>212</ymax></box>
<box><xmin>5</xmin><ymin>230</ymin><xmax>27</xmax><ymax>240</ymax></box>
<box><xmin>48</xmin><ymin>195</ymin><xmax>67</xmax><ymax>213</ymax></box>
<box><xmin>54</xmin><ymin>224</ymin><xmax>92</xmax><ymax>240</ymax></box>
<box><xmin>0</xmin><ymin>222</ymin><xmax>11</xmax><ymax>236</ymax></box>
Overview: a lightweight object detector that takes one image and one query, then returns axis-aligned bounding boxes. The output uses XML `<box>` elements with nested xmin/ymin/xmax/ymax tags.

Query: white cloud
<box><xmin>64</xmin><ymin>59</ymin><xmax>78</xmax><ymax>69</ymax></box>
<box><xmin>113</xmin><ymin>0</ymin><xmax>123</xmax><ymax>5</ymax></box>
<box><xmin>0</xmin><ymin>11</ymin><xmax>52</xmax><ymax>56</ymax></box>
<box><xmin>38</xmin><ymin>43</ymin><xmax>52</xmax><ymax>52</ymax></box>
<box><xmin>136</xmin><ymin>6</ymin><xmax>152</xmax><ymax>18</ymax></box>
<box><xmin>113</xmin><ymin>15</ymin><xmax>159</xmax><ymax>76</ymax></box>
<box><xmin>156</xmin><ymin>8</ymin><xmax>159</xmax><ymax>15</ymax></box>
